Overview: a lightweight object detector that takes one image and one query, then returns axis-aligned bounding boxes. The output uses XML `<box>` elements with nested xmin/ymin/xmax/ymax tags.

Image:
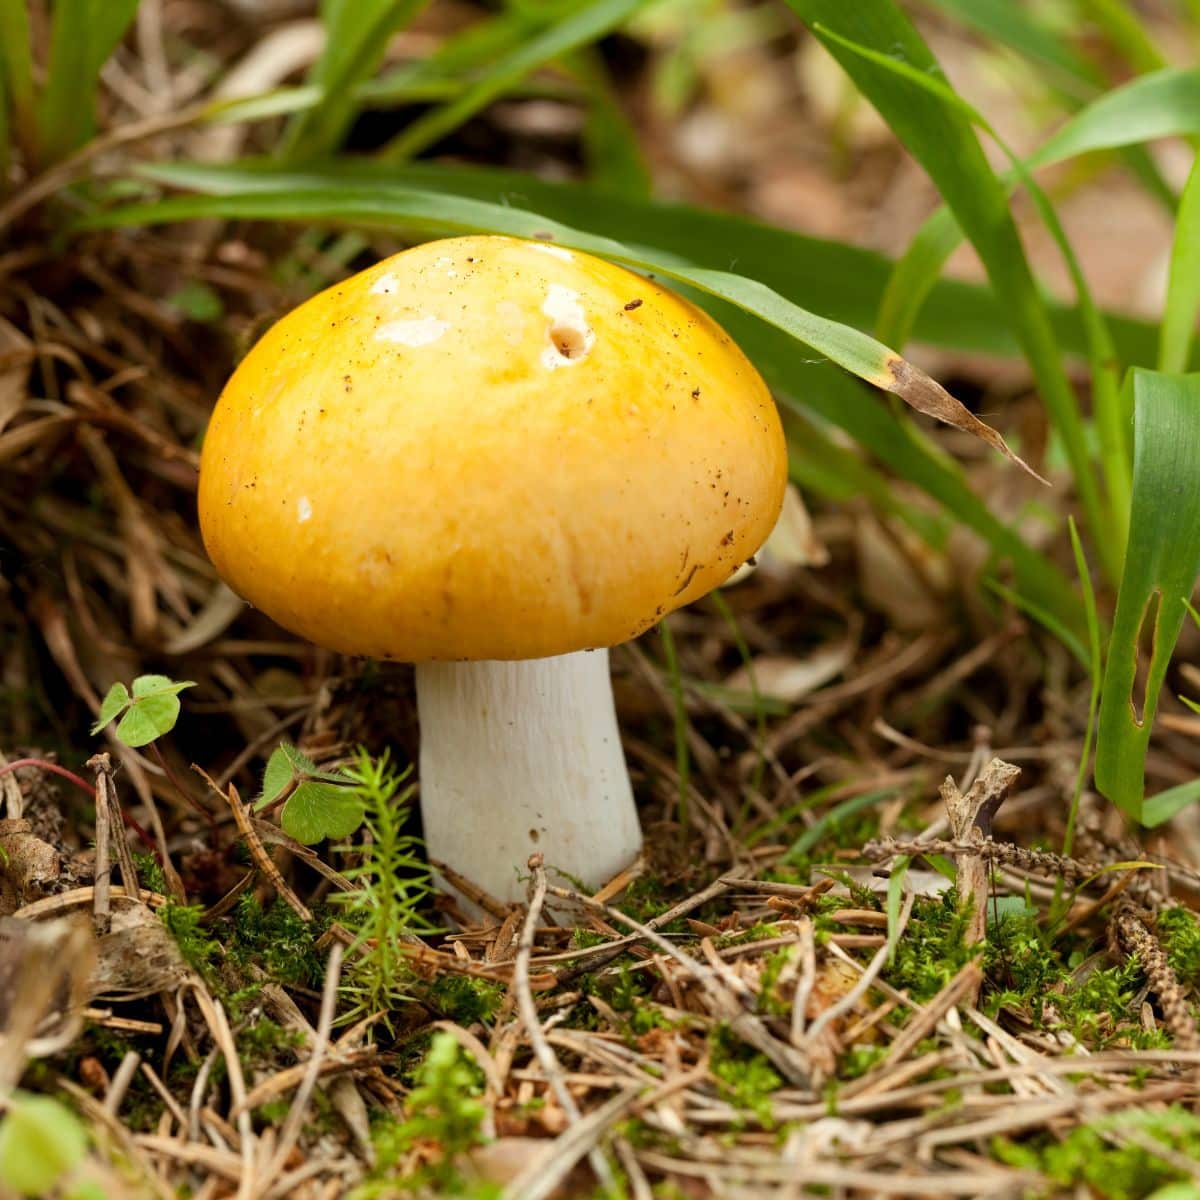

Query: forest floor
<box><xmin>2</xmin><ymin>3</ymin><xmax>1200</xmax><ymax>1198</ymax></box>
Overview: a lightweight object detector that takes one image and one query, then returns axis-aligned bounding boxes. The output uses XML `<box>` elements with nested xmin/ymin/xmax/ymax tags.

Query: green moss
<box><xmin>231</xmin><ymin>894</ymin><xmax>329</xmax><ymax>990</ymax></box>
<box><xmin>618</xmin><ymin>875</ymin><xmax>682</xmax><ymax>929</ymax></box>
<box><xmin>985</xmin><ymin>911</ymin><xmax>1172</xmax><ymax>1049</ymax></box>
<box><xmin>160</xmin><ymin>902</ymin><xmax>220</xmax><ymax>982</ymax></box>
<box><xmin>1159</xmin><ymin>907</ymin><xmax>1200</xmax><ymax>986</ymax></box>
<box><xmin>572</xmin><ymin>928</ymin><xmax>609</xmax><ymax>950</ymax></box>
<box><xmin>238</xmin><ymin>1018</ymin><xmax>304</xmax><ymax>1068</ymax></box>
<box><xmin>885</xmin><ymin>892</ymin><xmax>979</xmax><ymax>1005</ymax></box>
<box><xmin>422</xmin><ymin>975</ymin><xmax>504</xmax><ymax>1026</ymax></box>
<box><xmin>133</xmin><ymin>851</ymin><xmax>168</xmax><ymax>896</ymax></box>
<box><xmin>708</xmin><ymin>1025</ymin><xmax>782</xmax><ymax>1127</ymax></box>
<box><xmin>758</xmin><ymin>946</ymin><xmax>797</xmax><ymax>1017</ymax></box>
<box><xmin>715</xmin><ymin>922</ymin><xmax>781</xmax><ymax>949</ymax></box>
<box><xmin>992</xmin><ymin>1104</ymin><xmax>1200</xmax><ymax>1199</ymax></box>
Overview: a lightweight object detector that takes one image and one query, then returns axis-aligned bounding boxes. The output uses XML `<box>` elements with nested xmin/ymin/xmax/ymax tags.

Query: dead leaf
<box><xmin>885</xmin><ymin>356</ymin><xmax>1049</xmax><ymax>485</ymax></box>
<box><xmin>725</xmin><ymin>641</ymin><xmax>852</xmax><ymax>702</ymax></box>
<box><xmin>92</xmin><ymin>903</ymin><xmax>191</xmax><ymax>1000</ymax></box>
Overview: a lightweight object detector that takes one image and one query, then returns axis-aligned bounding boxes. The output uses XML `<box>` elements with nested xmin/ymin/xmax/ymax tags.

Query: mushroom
<box><xmin>198</xmin><ymin>235</ymin><xmax>787</xmax><ymax>904</ymax></box>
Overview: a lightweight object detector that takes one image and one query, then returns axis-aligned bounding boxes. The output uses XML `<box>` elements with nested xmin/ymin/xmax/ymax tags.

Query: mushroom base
<box><xmin>415</xmin><ymin>650</ymin><xmax>642</xmax><ymax>906</ymax></box>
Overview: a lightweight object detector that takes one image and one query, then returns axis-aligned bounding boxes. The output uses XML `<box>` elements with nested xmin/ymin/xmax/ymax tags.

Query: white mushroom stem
<box><xmin>415</xmin><ymin>649</ymin><xmax>642</xmax><ymax>906</ymax></box>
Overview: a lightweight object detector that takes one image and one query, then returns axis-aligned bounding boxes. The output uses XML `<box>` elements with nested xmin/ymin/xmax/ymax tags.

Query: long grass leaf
<box><xmin>569</xmin><ymin>49</ymin><xmax>651</xmax><ymax>196</ymax></box>
<box><xmin>922</xmin><ymin>0</ymin><xmax>1101</xmax><ymax>94</ymax></box>
<box><xmin>1063</xmin><ymin>518</ymin><xmax>1102</xmax><ymax>858</ymax></box>
<box><xmin>880</xmin><ymin>67</ymin><xmax>1200</xmax><ymax>356</ymax></box>
<box><xmin>280</xmin><ymin>0</ymin><xmax>428</xmax><ymax>163</ymax></box>
<box><xmin>379</xmin><ymin>0</ymin><xmax>650</xmax><ymax>161</ymax></box>
<box><xmin>1076</xmin><ymin>0</ymin><xmax>1168</xmax><ymax>75</ymax></box>
<box><xmin>133</xmin><ymin>157</ymin><xmax>1165</xmax><ymax>367</ymax></box>
<box><xmin>1030</xmin><ymin>67</ymin><xmax>1200</xmax><ymax>168</ymax></box>
<box><xmin>0</xmin><ymin>0</ymin><xmax>34</xmax><ymax>160</ymax></box>
<box><xmin>806</xmin><ymin>14</ymin><xmax>1127</xmax><ymax>575</ymax></box>
<box><xmin>1096</xmin><ymin>370</ymin><xmax>1200</xmax><ymax>818</ymax></box>
<box><xmin>1159</xmin><ymin>153</ymin><xmax>1200</xmax><ymax>373</ymax></box>
<box><xmin>36</xmin><ymin>0</ymin><xmax>139</xmax><ymax>164</ymax></box>
<box><xmin>84</xmin><ymin>170</ymin><xmax>1085</xmax><ymax>626</ymax></box>
<box><xmin>72</xmin><ymin>181</ymin><xmax>1039</xmax><ymax>477</ymax></box>
<box><xmin>0</xmin><ymin>40</ymin><xmax>7</xmax><ymax>178</ymax></box>
<box><xmin>1143</xmin><ymin>779</ymin><xmax>1200</xmax><ymax>829</ymax></box>
<box><xmin>785</xmin><ymin>1</ymin><xmax>1108</xmax><ymax>577</ymax></box>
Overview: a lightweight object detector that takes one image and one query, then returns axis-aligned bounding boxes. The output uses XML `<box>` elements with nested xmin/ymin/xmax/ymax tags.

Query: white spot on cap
<box><xmin>530</xmin><ymin>243</ymin><xmax>574</xmax><ymax>262</ymax></box>
<box><xmin>297</xmin><ymin>496</ymin><xmax>313</xmax><ymax>523</ymax></box>
<box><xmin>376</xmin><ymin>317</ymin><xmax>450</xmax><ymax>347</ymax></box>
<box><xmin>434</xmin><ymin>255</ymin><xmax>459</xmax><ymax>278</ymax></box>
<box><xmin>541</xmin><ymin>284</ymin><xmax>594</xmax><ymax>368</ymax></box>
<box><xmin>370</xmin><ymin>273</ymin><xmax>399</xmax><ymax>295</ymax></box>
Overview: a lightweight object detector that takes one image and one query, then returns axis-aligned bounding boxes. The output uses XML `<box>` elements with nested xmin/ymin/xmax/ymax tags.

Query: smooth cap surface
<box><xmin>199</xmin><ymin>235</ymin><xmax>787</xmax><ymax>660</ymax></box>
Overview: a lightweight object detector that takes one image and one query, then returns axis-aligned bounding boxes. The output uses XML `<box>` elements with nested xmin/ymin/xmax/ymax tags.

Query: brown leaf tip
<box><xmin>884</xmin><ymin>357</ymin><xmax>1050</xmax><ymax>487</ymax></box>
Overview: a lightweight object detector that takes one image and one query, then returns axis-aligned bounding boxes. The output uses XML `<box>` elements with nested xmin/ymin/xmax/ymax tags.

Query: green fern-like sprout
<box><xmin>333</xmin><ymin>749</ymin><xmax>434</xmax><ymax>1027</ymax></box>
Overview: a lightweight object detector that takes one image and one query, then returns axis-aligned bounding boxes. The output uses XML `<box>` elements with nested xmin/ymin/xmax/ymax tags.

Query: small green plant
<box><xmin>351</xmin><ymin>1032</ymin><xmax>492</xmax><ymax>1198</ymax></box>
<box><xmin>257</xmin><ymin>742</ymin><xmax>365</xmax><ymax>845</ymax></box>
<box><xmin>333</xmin><ymin>750</ymin><xmax>433</xmax><ymax>1026</ymax></box>
<box><xmin>91</xmin><ymin>674</ymin><xmax>194</xmax><ymax>748</ymax></box>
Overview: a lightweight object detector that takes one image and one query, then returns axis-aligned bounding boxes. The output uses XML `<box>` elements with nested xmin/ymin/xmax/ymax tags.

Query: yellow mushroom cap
<box><xmin>198</xmin><ymin>235</ymin><xmax>787</xmax><ymax>661</ymax></box>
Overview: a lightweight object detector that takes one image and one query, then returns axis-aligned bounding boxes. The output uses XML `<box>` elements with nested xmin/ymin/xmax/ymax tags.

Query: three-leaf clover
<box><xmin>91</xmin><ymin>675</ymin><xmax>196</xmax><ymax>748</ymax></box>
<box><xmin>257</xmin><ymin>743</ymin><xmax>364</xmax><ymax>845</ymax></box>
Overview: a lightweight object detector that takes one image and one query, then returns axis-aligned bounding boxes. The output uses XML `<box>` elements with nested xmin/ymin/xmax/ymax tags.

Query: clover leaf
<box><xmin>258</xmin><ymin>743</ymin><xmax>364</xmax><ymax>845</ymax></box>
<box><xmin>91</xmin><ymin>675</ymin><xmax>196</xmax><ymax>748</ymax></box>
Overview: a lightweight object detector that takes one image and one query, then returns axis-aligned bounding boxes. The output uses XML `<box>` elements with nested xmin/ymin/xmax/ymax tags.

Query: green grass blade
<box><xmin>132</xmin><ymin>157</ymin><xmax>1166</xmax><ymax>367</ymax></box>
<box><xmin>569</xmin><ymin>49</ymin><xmax>651</xmax><ymax>196</ymax></box>
<box><xmin>0</xmin><ymin>44</ymin><xmax>8</xmax><ymax>179</ymax></box>
<box><xmin>922</xmin><ymin>0</ymin><xmax>1102</xmax><ymax>95</ymax></box>
<box><xmin>378</xmin><ymin>0</ymin><xmax>650</xmax><ymax>161</ymax></box>
<box><xmin>72</xmin><ymin>180</ymin><xmax>1040</xmax><ymax>473</ymax></box>
<box><xmin>1159</xmin><ymin>153</ymin><xmax>1200</xmax><ymax>374</ymax></box>
<box><xmin>1076</xmin><ymin>0</ymin><xmax>1168</xmax><ymax>74</ymax></box>
<box><xmin>881</xmin><ymin>66</ymin><xmax>1200</xmax><ymax>355</ymax></box>
<box><xmin>811</xmin><ymin>22</ymin><xmax>1128</xmax><ymax>520</ymax></box>
<box><xmin>783</xmin><ymin>789</ymin><xmax>893</xmax><ymax>864</ymax></box>
<box><xmin>1029</xmin><ymin>67</ymin><xmax>1200</xmax><ymax>168</ymax></box>
<box><xmin>1095</xmin><ymin>370</ymin><xmax>1200</xmax><ymax>819</ymax></box>
<box><xmin>0</xmin><ymin>0</ymin><xmax>34</xmax><ymax>161</ymax></box>
<box><xmin>280</xmin><ymin>0</ymin><xmax>428</xmax><ymax>163</ymax></box>
<box><xmin>36</xmin><ymin>0</ymin><xmax>139</xmax><ymax>164</ymax></box>
<box><xmin>785</xmin><ymin>1</ymin><xmax>1108</xmax><ymax>578</ymax></box>
<box><xmin>1063</xmin><ymin>517</ymin><xmax>1102</xmax><ymax>858</ymax></box>
<box><xmin>657</xmin><ymin>620</ymin><xmax>690</xmax><ymax>826</ymax></box>
<box><xmin>1143</xmin><ymin>779</ymin><xmax>1200</xmax><ymax>828</ymax></box>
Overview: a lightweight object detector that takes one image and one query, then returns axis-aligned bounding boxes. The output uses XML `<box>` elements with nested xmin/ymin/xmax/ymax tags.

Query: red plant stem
<box><xmin>0</xmin><ymin>756</ymin><xmax>157</xmax><ymax>854</ymax></box>
<box><xmin>0</xmin><ymin>757</ymin><xmax>96</xmax><ymax>798</ymax></box>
